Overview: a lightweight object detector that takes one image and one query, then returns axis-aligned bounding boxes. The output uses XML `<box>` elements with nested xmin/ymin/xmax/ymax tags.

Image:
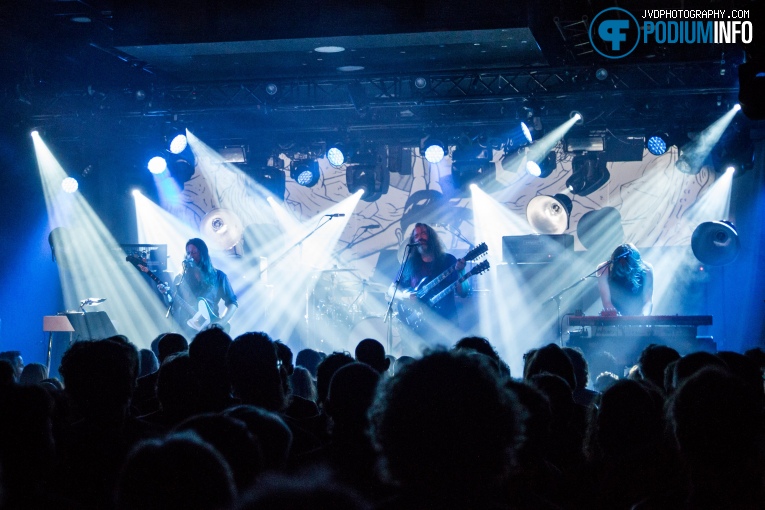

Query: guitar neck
<box><xmin>428</xmin><ymin>269</ymin><xmax>480</xmax><ymax>306</ymax></box>
<box><xmin>415</xmin><ymin>243</ymin><xmax>487</xmax><ymax>297</ymax></box>
<box><xmin>417</xmin><ymin>265</ymin><xmax>456</xmax><ymax>296</ymax></box>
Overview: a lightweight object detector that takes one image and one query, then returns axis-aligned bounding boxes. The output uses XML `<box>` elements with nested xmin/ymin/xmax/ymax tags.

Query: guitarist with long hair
<box><xmin>158</xmin><ymin>238</ymin><xmax>238</xmax><ymax>335</ymax></box>
<box><xmin>389</xmin><ymin>223</ymin><xmax>470</xmax><ymax>325</ymax></box>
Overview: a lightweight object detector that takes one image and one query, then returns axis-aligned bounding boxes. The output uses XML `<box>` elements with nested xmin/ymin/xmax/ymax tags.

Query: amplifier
<box><xmin>502</xmin><ymin>234</ymin><xmax>574</xmax><ymax>264</ymax></box>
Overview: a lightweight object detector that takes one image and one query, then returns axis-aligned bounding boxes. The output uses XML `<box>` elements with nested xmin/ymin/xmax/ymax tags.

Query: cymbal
<box><xmin>311</xmin><ymin>267</ymin><xmax>357</xmax><ymax>273</ymax></box>
<box><xmin>200</xmin><ymin>208</ymin><xmax>244</xmax><ymax>250</ymax></box>
<box><xmin>362</xmin><ymin>281</ymin><xmax>389</xmax><ymax>290</ymax></box>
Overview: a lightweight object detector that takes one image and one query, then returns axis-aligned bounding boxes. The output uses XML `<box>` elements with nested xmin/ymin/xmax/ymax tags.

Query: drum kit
<box><xmin>307</xmin><ymin>267</ymin><xmax>396</xmax><ymax>347</ymax></box>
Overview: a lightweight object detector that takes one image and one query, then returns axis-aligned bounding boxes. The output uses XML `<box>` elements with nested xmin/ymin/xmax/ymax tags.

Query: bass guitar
<box><xmin>126</xmin><ymin>254</ymin><xmax>230</xmax><ymax>334</ymax></box>
<box><xmin>398</xmin><ymin>243</ymin><xmax>488</xmax><ymax>327</ymax></box>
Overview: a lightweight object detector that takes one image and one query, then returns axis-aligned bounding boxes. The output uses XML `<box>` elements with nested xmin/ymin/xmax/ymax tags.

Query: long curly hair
<box><xmin>407</xmin><ymin>223</ymin><xmax>447</xmax><ymax>280</ymax></box>
<box><xmin>187</xmin><ymin>238</ymin><xmax>217</xmax><ymax>289</ymax></box>
<box><xmin>608</xmin><ymin>243</ymin><xmax>647</xmax><ymax>293</ymax></box>
<box><xmin>409</xmin><ymin>223</ymin><xmax>446</xmax><ymax>260</ymax></box>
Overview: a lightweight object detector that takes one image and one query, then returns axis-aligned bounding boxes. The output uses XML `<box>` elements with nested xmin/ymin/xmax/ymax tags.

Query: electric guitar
<box><xmin>126</xmin><ymin>254</ymin><xmax>230</xmax><ymax>334</ymax></box>
<box><xmin>397</xmin><ymin>243</ymin><xmax>488</xmax><ymax>326</ymax></box>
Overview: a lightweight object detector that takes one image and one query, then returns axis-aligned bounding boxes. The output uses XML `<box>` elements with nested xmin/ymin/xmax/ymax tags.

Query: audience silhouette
<box><xmin>0</xmin><ymin>319</ymin><xmax>761</xmax><ymax>510</ymax></box>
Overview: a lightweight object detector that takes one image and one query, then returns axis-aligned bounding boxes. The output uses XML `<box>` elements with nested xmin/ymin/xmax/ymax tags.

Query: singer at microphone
<box><xmin>157</xmin><ymin>238</ymin><xmax>239</xmax><ymax>335</ymax></box>
<box><xmin>597</xmin><ymin>243</ymin><xmax>654</xmax><ymax>317</ymax></box>
<box><xmin>387</xmin><ymin>223</ymin><xmax>469</xmax><ymax>333</ymax></box>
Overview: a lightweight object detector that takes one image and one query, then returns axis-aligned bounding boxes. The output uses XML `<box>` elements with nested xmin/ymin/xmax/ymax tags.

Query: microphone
<box><xmin>407</xmin><ymin>243</ymin><xmax>420</xmax><ymax>247</ymax></box>
<box><xmin>361</xmin><ymin>225</ymin><xmax>380</xmax><ymax>230</ymax></box>
<box><xmin>80</xmin><ymin>297</ymin><xmax>106</xmax><ymax>306</ymax></box>
<box><xmin>613</xmin><ymin>251</ymin><xmax>630</xmax><ymax>261</ymax></box>
<box><xmin>325</xmin><ymin>213</ymin><xmax>346</xmax><ymax>218</ymax></box>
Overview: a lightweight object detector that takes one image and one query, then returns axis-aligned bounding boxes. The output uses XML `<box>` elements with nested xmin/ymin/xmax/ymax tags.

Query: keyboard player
<box><xmin>596</xmin><ymin>243</ymin><xmax>654</xmax><ymax>317</ymax></box>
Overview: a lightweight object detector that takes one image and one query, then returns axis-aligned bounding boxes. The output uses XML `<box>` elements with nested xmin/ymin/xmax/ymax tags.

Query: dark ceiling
<box><xmin>0</xmin><ymin>0</ymin><xmax>760</xmax><ymax>152</ymax></box>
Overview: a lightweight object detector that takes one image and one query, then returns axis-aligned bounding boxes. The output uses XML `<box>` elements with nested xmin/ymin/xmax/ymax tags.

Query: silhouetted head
<box><xmin>524</xmin><ymin>343</ymin><xmax>576</xmax><ymax>391</ymax></box>
<box><xmin>225</xmin><ymin>405</ymin><xmax>293</xmax><ymax>471</ymax></box>
<box><xmin>562</xmin><ymin>346</ymin><xmax>589</xmax><ymax>390</ymax></box>
<box><xmin>669</xmin><ymin>351</ymin><xmax>727</xmax><ymax>392</ymax></box>
<box><xmin>290</xmin><ymin>366</ymin><xmax>317</xmax><ymax>402</ymax></box>
<box><xmin>228</xmin><ymin>332</ymin><xmax>286</xmax><ymax>412</ymax></box>
<box><xmin>156</xmin><ymin>353</ymin><xmax>197</xmax><ymax>422</ymax></box>
<box><xmin>157</xmin><ymin>333</ymin><xmax>188</xmax><ymax>363</ymax></box>
<box><xmin>0</xmin><ymin>351</ymin><xmax>23</xmax><ymax>382</ymax></box>
<box><xmin>455</xmin><ymin>336</ymin><xmax>510</xmax><ymax>377</ymax></box>
<box><xmin>325</xmin><ymin>362</ymin><xmax>380</xmax><ymax>433</ymax></box>
<box><xmin>59</xmin><ymin>339</ymin><xmax>137</xmax><ymax>418</ymax></box>
<box><xmin>638</xmin><ymin>344</ymin><xmax>680</xmax><ymax>391</ymax></box>
<box><xmin>138</xmin><ymin>349</ymin><xmax>159</xmax><ymax>378</ymax></box>
<box><xmin>585</xmin><ymin>379</ymin><xmax>664</xmax><ymax>461</ymax></box>
<box><xmin>116</xmin><ymin>432</ymin><xmax>235</xmax><ymax>510</ymax></box>
<box><xmin>19</xmin><ymin>363</ymin><xmax>48</xmax><ymax>386</ymax></box>
<box><xmin>669</xmin><ymin>366</ymin><xmax>763</xmax><ymax>466</ymax></box>
<box><xmin>316</xmin><ymin>352</ymin><xmax>355</xmax><ymax>406</ymax></box>
<box><xmin>354</xmin><ymin>339</ymin><xmax>389</xmax><ymax>373</ymax></box>
<box><xmin>295</xmin><ymin>349</ymin><xmax>324</xmax><ymax>378</ymax></box>
<box><xmin>393</xmin><ymin>355</ymin><xmax>415</xmax><ymax>375</ymax></box>
<box><xmin>189</xmin><ymin>327</ymin><xmax>232</xmax><ymax>406</ymax></box>
<box><xmin>174</xmin><ymin>413</ymin><xmax>263</xmax><ymax>492</ymax></box>
<box><xmin>274</xmin><ymin>340</ymin><xmax>294</xmax><ymax>376</ymax></box>
<box><xmin>370</xmin><ymin>349</ymin><xmax>523</xmax><ymax>495</ymax></box>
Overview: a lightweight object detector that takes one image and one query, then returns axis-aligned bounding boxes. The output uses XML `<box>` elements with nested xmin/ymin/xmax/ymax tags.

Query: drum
<box><xmin>348</xmin><ymin>316</ymin><xmax>400</xmax><ymax>347</ymax></box>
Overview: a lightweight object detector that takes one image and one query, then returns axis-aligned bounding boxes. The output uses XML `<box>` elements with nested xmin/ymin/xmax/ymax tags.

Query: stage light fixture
<box><xmin>168</xmin><ymin>133</ymin><xmax>188</xmax><ymax>155</ymax></box>
<box><xmin>422</xmin><ymin>139</ymin><xmax>446</xmax><ymax>164</ymax></box>
<box><xmin>170</xmin><ymin>157</ymin><xmax>195</xmax><ymax>183</ymax></box>
<box><xmin>148</xmin><ymin>156</ymin><xmax>168</xmax><ymax>174</ymax></box>
<box><xmin>414</xmin><ymin>77</ymin><xmax>428</xmax><ymax>89</ymax></box>
<box><xmin>675</xmin><ymin>157</ymin><xmax>696</xmax><ymax>175</ymax></box>
<box><xmin>526</xmin><ymin>193</ymin><xmax>572</xmax><ymax>234</ymax></box>
<box><xmin>526</xmin><ymin>151</ymin><xmax>556</xmax><ymax>178</ymax></box>
<box><xmin>290</xmin><ymin>160</ymin><xmax>321</xmax><ymax>187</ymax></box>
<box><xmin>505</xmin><ymin>122</ymin><xmax>534</xmax><ymax>150</ymax></box>
<box><xmin>346</xmin><ymin>149</ymin><xmax>390</xmax><ymax>202</ymax></box>
<box><xmin>566</xmin><ymin>154</ymin><xmax>610</xmax><ymax>196</ymax></box>
<box><xmin>451</xmin><ymin>144</ymin><xmax>493</xmax><ymax>188</ymax></box>
<box><xmin>265</xmin><ymin>83</ymin><xmax>278</xmax><ymax>95</ymax></box>
<box><xmin>326</xmin><ymin>144</ymin><xmax>346</xmax><ymax>167</ymax></box>
<box><xmin>646</xmin><ymin>134</ymin><xmax>668</xmax><ymax>156</ymax></box>
<box><xmin>61</xmin><ymin>177</ymin><xmax>79</xmax><ymax>193</ymax></box>
<box><xmin>691</xmin><ymin>220</ymin><xmax>740</xmax><ymax>265</ymax></box>
<box><xmin>570</xmin><ymin>111</ymin><xmax>583</xmax><ymax>124</ymax></box>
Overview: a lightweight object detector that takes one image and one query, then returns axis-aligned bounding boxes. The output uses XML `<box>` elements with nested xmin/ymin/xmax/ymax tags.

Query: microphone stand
<box><xmin>438</xmin><ymin>223</ymin><xmax>474</xmax><ymax>249</ymax></box>
<box><xmin>261</xmin><ymin>216</ymin><xmax>337</xmax><ymax>274</ymax></box>
<box><xmin>256</xmin><ymin>215</ymin><xmax>339</xmax><ymax>347</ymax></box>
<box><xmin>165</xmin><ymin>262</ymin><xmax>188</xmax><ymax>318</ymax></box>
<box><xmin>543</xmin><ymin>265</ymin><xmax>601</xmax><ymax>346</ymax></box>
<box><xmin>384</xmin><ymin>245</ymin><xmax>414</xmax><ymax>355</ymax></box>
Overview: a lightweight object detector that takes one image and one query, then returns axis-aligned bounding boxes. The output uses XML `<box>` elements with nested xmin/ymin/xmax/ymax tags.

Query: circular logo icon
<box><xmin>589</xmin><ymin>7</ymin><xmax>640</xmax><ymax>59</ymax></box>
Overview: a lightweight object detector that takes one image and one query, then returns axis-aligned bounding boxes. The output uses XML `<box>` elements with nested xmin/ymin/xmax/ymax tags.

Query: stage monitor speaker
<box><xmin>45</xmin><ymin>311</ymin><xmax>117</xmax><ymax>379</ymax></box>
<box><xmin>502</xmin><ymin>234</ymin><xmax>574</xmax><ymax>264</ymax></box>
<box><xmin>63</xmin><ymin>311</ymin><xmax>118</xmax><ymax>341</ymax></box>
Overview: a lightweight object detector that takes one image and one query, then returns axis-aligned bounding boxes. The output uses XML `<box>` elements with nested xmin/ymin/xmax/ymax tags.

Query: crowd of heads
<box><xmin>1</xmin><ymin>331</ymin><xmax>763</xmax><ymax>509</ymax></box>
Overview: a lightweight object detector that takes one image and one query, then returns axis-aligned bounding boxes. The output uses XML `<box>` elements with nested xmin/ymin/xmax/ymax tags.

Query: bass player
<box><xmin>388</xmin><ymin>223</ymin><xmax>470</xmax><ymax>327</ymax></box>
